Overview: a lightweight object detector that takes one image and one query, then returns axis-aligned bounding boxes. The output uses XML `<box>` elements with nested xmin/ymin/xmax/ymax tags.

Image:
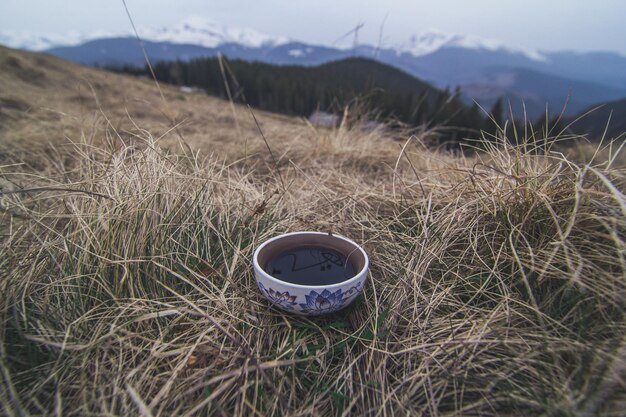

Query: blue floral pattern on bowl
<box><xmin>257</xmin><ymin>282</ymin><xmax>298</xmax><ymax>310</ymax></box>
<box><xmin>258</xmin><ymin>281</ymin><xmax>363</xmax><ymax>315</ymax></box>
<box><xmin>342</xmin><ymin>282</ymin><xmax>363</xmax><ymax>300</ymax></box>
<box><xmin>299</xmin><ymin>289</ymin><xmax>345</xmax><ymax>315</ymax></box>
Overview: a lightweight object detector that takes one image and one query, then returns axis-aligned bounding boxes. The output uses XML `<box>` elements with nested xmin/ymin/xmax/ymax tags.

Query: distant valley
<box><xmin>458</xmin><ymin>67</ymin><xmax>626</xmax><ymax>118</ymax></box>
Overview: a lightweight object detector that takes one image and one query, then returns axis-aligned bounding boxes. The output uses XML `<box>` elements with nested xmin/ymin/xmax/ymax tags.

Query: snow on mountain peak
<box><xmin>0</xmin><ymin>30</ymin><xmax>120</xmax><ymax>51</ymax></box>
<box><xmin>0</xmin><ymin>16</ymin><xmax>289</xmax><ymax>51</ymax></box>
<box><xmin>138</xmin><ymin>16</ymin><xmax>289</xmax><ymax>48</ymax></box>
<box><xmin>398</xmin><ymin>30</ymin><xmax>546</xmax><ymax>62</ymax></box>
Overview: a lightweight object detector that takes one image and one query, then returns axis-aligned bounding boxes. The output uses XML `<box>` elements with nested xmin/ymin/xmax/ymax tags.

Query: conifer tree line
<box><xmin>114</xmin><ymin>57</ymin><xmax>564</xmax><ymax>145</ymax></box>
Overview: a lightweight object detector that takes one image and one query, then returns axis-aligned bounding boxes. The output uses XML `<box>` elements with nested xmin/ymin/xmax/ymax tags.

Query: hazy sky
<box><xmin>1</xmin><ymin>0</ymin><xmax>625</xmax><ymax>54</ymax></box>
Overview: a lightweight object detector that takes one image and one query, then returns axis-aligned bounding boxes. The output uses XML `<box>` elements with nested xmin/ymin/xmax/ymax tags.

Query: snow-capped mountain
<box><xmin>0</xmin><ymin>16</ymin><xmax>542</xmax><ymax>60</ymax></box>
<box><xmin>396</xmin><ymin>31</ymin><xmax>547</xmax><ymax>62</ymax></box>
<box><xmin>0</xmin><ymin>16</ymin><xmax>289</xmax><ymax>51</ymax></box>
<box><xmin>136</xmin><ymin>16</ymin><xmax>289</xmax><ymax>48</ymax></box>
<box><xmin>0</xmin><ymin>30</ymin><xmax>120</xmax><ymax>51</ymax></box>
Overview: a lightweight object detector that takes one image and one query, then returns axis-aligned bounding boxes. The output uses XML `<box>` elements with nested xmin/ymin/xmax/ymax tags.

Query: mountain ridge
<box><xmin>3</xmin><ymin>17</ymin><xmax>626</xmax><ymax>120</ymax></box>
<box><xmin>0</xmin><ymin>16</ymin><xmax>549</xmax><ymax>59</ymax></box>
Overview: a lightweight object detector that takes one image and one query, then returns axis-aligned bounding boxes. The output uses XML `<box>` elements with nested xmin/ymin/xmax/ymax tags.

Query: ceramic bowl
<box><xmin>253</xmin><ymin>231</ymin><xmax>369</xmax><ymax>316</ymax></box>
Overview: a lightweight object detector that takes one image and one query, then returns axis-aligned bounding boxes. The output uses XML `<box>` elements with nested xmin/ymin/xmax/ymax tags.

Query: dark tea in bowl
<box><xmin>253</xmin><ymin>232</ymin><xmax>369</xmax><ymax>316</ymax></box>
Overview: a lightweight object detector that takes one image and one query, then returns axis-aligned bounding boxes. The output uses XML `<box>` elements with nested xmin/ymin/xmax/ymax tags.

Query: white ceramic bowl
<box><xmin>253</xmin><ymin>231</ymin><xmax>369</xmax><ymax>316</ymax></box>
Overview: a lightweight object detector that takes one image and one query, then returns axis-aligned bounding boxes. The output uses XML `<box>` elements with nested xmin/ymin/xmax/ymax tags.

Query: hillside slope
<box><xmin>151</xmin><ymin>56</ymin><xmax>443</xmax><ymax>116</ymax></box>
<box><xmin>47</xmin><ymin>37</ymin><xmax>222</xmax><ymax>67</ymax></box>
<box><xmin>147</xmin><ymin>56</ymin><xmax>492</xmax><ymax>142</ymax></box>
<box><xmin>0</xmin><ymin>45</ymin><xmax>307</xmax><ymax>160</ymax></box>
<box><xmin>569</xmin><ymin>98</ymin><xmax>626</xmax><ymax>139</ymax></box>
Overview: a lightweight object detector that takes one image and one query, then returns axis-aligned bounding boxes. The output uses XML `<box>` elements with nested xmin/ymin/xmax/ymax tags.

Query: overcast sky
<box><xmin>1</xmin><ymin>0</ymin><xmax>625</xmax><ymax>54</ymax></box>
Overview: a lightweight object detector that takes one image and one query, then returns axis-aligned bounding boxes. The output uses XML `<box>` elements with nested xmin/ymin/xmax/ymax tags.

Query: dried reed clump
<box><xmin>1</xmin><ymin>125</ymin><xmax>625</xmax><ymax>416</ymax></box>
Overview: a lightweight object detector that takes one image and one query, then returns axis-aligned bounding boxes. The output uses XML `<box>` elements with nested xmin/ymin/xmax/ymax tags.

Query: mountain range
<box><xmin>2</xmin><ymin>16</ymin><xmax>626</xmax><ymax>121</ymax></box>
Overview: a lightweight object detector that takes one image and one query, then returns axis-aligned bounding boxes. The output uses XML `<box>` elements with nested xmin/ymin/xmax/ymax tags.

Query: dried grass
<box><xmin>1</xmin><ymin>114</ymin><xmax>625</xmax><ymax>416</ymax></box>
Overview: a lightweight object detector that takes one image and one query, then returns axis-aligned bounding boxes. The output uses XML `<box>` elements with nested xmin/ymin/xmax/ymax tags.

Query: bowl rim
<box><xmin>253</xmin><ymin>231</ymin><xmax>369</xmax><ymax>289</ymax></box>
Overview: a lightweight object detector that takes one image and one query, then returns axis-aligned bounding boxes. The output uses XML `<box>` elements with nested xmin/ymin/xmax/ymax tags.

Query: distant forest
<box><xmin>112</xmin><ymin>57</ymin><xmax>564</xmax><ymax>145</ymax></box>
